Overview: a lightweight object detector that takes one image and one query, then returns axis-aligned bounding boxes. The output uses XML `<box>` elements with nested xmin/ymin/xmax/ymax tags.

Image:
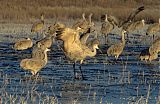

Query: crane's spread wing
<box><xmin>80</xmin><ymin>28</ymin><xmax>92</xmax><ymax>44</ymax></box>
<box><xmin>119</xmin><ymin>6</ymin><xmax>144</xmax><ymax>27</ymax></box>
<box><xmin>101</xmin><ymin>6</ymin><xmax>144</xmax><ymax>28</ymax></box>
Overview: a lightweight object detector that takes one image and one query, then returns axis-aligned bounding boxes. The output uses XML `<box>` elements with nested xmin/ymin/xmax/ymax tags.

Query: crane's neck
<box><xmin>105</xmin><ymin>15</ymin><xmax>108</xmax><ymax>22</ymax></box>
<box><xmin>159</xmin><ymin>18</ymin><xmax>160</xmax><ymax>24</ymax></box>
<box><xmin>41</xmin><ymin>20</ymin><xmax>44</xmax><ymax>24</ymax></box>
<box><xmin>44</xmin><ymin>51</ymin><xmax>48</xmax><ymax>64</ymax></box>
<box><xmin>82</xmin><ymin>13</ymin><xmax>86</xmax><ymax>21</ymax></box>
<box><xmin>142</xmin><ymin>20</ymin><xmax>145</xmax><ymax>26</ymax></box>
<box><xmin>48</xmin><ymin>35</ymin><xmax>54</xmax><ymax>41</ymax></box>
<box><xmin>121</xmin><ymin>32</ymin><xmax>125</xmax><ymax>45</ymax></box>
<box><xmin>41</xmin><ymin>14</ymin><xmax>44</xmax><ymax>21</ymax></box>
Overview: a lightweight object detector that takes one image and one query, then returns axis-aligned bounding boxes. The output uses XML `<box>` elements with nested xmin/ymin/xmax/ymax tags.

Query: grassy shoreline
<box><xmin>0</xmin><ymin>0</ymin><xmax>159</xmax><ymax>23</ymax></box>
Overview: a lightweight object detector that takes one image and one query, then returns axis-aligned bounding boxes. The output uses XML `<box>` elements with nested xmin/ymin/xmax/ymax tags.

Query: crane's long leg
<box><xmin>79</xmin><ymin>64</ymin><xmax>84</xmax><ymax>80</ymax></box>
<box><xmin>153</xmin><ymin>34</ymin><xmax>155</xmax><ymax>42</ymax></box>
<box><xmin>105</xmin><ymin>35</ymin><xmax>107</xmax><ymax>45</ymax></box>
<box><xmin>73</xmin><ymin>62</ymin><xmax>76</xmax><ymax>78</ymax></box>
<box><xmin>37</xmin><ymin>32</ymin><xmax>39</xmax><ymax>40</ymax></box>
<box><xmin>107</xmin><ymin>33</ymin><xmax>110</xmax><ymax>44</ymax></box>
<box><xmin>126</xmin><ymin>32</ymin><xmax>129</xmax><ymax>44</ymax></box>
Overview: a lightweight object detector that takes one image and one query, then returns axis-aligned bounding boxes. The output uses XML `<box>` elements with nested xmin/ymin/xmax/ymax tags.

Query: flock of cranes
<box><xmin>12</xmin><ymin>6</ymin><xmax>160</xmax><ymax>79</ymax></box>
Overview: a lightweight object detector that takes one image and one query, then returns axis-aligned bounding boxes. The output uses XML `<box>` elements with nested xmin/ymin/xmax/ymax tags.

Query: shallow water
<box><xmin>0</xmin><ymin>35</ymin><xmax>160</xmax><ymax>104</ymax></box>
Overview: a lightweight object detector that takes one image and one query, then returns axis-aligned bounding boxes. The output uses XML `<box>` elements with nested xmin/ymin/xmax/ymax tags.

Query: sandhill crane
<box><xmin>36</xmin><ymin>35</ymin><xmax>55</xmax><ymax>50</ymax></box>
<box><xmin>123</xmin><ymin>19</ymin><xmax>145</xmax><ymax>40</ymax></box>
<box><xmin>80</xmin><ymin>31</ymin><xmax>91</xmax><ymax>45</ymax></box>
<box><xmin>124</xmin><ymin>19</ymin><xmax>145</xmax><ymax>33</ymax></box>
<box><xmin>100</xmin><ymin>14</ymin><xmax>114</xmax><ymax>44</ymax></box>
<box><xmin>87</xmin><ymin>13</ymin><xmax>95</xmax><ymax>31</ymax></box>
<box><xmin>86</xmin><ymin>38</ymin><xmax>100</xmax><ymax>50</ymax></box>
<box><xmin>31</xmin><ymin>35</ymin><xmax>55</xmax><ymax>59</ymax></box>
<box><xmin>133</xmin><ymin>19</ymin><xmax>145</xmax><ymax>30</ymax></box>
<box><xmin>47</xmin><ymin>22</ymin><xmax>65</xmax><ymax>36</ymax></box>
<box><xmin>139</xmin><ymin>48</ymin><xmax>158</xmax><ymax>62</ymax></box>
<box><xmin>13</xmin><ymin>38</ymin><xmax>33</xmax><ymax>50</ymax></box>
<box><xmin>107</xmin><ymin>30</ymin><xmax>126</xmax><ymax>59</ymax></box>
<box><xmin>32</xmin><ymin>47</ymin><xmax>46</xmax><ymax>60</ymax></box>
<box><xmin>139</xmin><ymin>38</ymin><xmax>160</xmax><ymax>62</ymax></box>
<box><xmin>146</xmin><ymin>18</ymin><xmax>160</xmax><ymax>40</ymax></box>
<box><xmin>149</xmin><ymin>37</ymin><xmax>160</xmax><ymax>54</ymax></box>
<box><xmin>79</xmin><ymin>27</ymin><xmax>97</xmax><ymax>45</ymax></box>
<box><xmin>20</xmin><ymin>48</ymin><xmax>50</xmax><ymax>75</ymax></box>
<box><xmin>72</xmin><ymin>13</ymin><xmax>87</xmax><ymax>29</ymax></box>
<box><xmin>56</xmin><ymin>27</ymin><xmax>100</xmax><ymax>79</ymax></box>
<box><xmin>101</xmin><ymin>6</ymin><xmax>145</xmax><ymax>28</ymax></box>
<box><xmin>31</xmin><ymin>14</ymin><xmax>45</xmax><ymax>39</ymax></box>
<box><xmin>72</xmin><ymin>13</ymin><xmax>95</xmax><ymax>33</ymax></box>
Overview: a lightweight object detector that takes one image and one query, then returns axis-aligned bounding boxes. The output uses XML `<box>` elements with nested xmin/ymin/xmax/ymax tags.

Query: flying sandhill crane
<box><xmin>20</xmin><ymin>48</ymin><xmax>50</xmax><ymax>75</ymax></box>
<box><xmin>101</xmin><ymin>6</ymin><xmax>145</xmax><ymax>28</ymax></box>
<box><xmin>146</xmin><ymin>18</ymin><xmax>160</xmax><ymax>41</ymax></box>
<box><xmin>139</xmin><ymin>48</ymin><xmax>158</xmax><ymax>62</ymax></box>
<box><xmin>100</xmin><ymin>14</ymin><xmax>115</xmax><ymax>44</ymax></box>
<box><xmin>56</xmin><ymin>27</ymin><xmax>100</xmax><ymax>79</ymax></box>
<box><xmin>107</xmin><ymin>30</ymin><xmax>127</xmax><ymax>59</ymax></box>
<box><xmin>31</xmin><ymin>14</ymin><xmax>45</xmax><ymax>39</ymax></box>
<box><xmin>149</xmin><ymin>37</ymin><xmax>160</xmax><ymax>55</ymax></box>
<box><xmin>13</xmin><ymin>38</ymin><xmax>33</xmax><ymax>50</ymax></box>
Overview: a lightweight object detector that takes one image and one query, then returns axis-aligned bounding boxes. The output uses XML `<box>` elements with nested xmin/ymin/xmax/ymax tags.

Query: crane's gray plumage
<box><xmin>100</xmin><ymin>14</ymin><xmax>115</xmax><ymax>44</ymax></box>
<box><xmin>146</xmin><ymin>18</ymin><xmax>160</xmax><ymax>40</ymax></box>
<box><xmin>20</xmin><ymin>48</ymin><xmax>50</xmax><ymax>75</ymax></box>
<box><xmin>124</xmin><ymin>19</ymin><xmax>145</xmax><ymax>33</ymax></box>
<box><xmin>56</xmin><ymin>27</ymin><xmax>100</xmax><ymax>79</ymax></box>
<box><xmin>107</xmin><ymin>30</ymin><xmax>126</xmax><ymax>59</ymax></box>
<box><xmin>149</xmin><ymin>37</ymin><xmax>160</xmax><ymax>54</ymax></box>
<box><xmin>13</xmin><ymin>38</ymin><xmax>33</xmax><ymax>50</ymax></box>
<box><xmin>72</xmin><ymin>13</ymin><xmax>95</xmax><ymax>34</ymax></box>
<box><xmin>101</xmin><ymin>6</ymin><xmax>145</xmax><ymax>28</ymax></box>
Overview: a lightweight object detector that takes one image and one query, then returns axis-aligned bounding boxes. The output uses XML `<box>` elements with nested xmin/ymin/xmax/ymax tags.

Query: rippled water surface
<box><xmin>0</xmin><ymin>35</ymin><xmax>160</xmax><ymax>104</ymax></box>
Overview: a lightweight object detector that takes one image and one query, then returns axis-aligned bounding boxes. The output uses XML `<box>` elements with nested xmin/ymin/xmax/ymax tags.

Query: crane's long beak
<box><xmin>46</xmin><ymin>48</ymin><xmax>51</xmax><ymax>52</ymax></box>
<box><xmin>98</xmin><ymin>48</ymin><xmax>103</xmax><ymax>53</ymax></box>
<box><xmin>95</xmin><ymin>45</ymin><xmax>102</xmax><ymax>53</ymax></box>
<box><xmin>97</xmin><ymin>46</ymin><xmax>103</xmax><ymax>54</ymax></box>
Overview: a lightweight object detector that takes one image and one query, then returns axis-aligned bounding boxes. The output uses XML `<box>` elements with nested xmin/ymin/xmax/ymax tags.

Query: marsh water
<box><xmin>0</xmin><ymin>33</ymin><xmax>160</xmax><ymax>104</ymax></box>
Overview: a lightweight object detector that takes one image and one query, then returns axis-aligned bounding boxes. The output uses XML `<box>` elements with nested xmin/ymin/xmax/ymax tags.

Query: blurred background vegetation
<box><xmin>0</xmin><ymin>0</ymin><xmax>159</xmax><ymax>23</ymax></box>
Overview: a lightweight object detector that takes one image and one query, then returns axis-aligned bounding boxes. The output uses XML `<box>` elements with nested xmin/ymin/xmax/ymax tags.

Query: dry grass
<box><xmin>0</xmin><ymin>0</ymin><xmax>159</xmax><ymax>23</ymax></box>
